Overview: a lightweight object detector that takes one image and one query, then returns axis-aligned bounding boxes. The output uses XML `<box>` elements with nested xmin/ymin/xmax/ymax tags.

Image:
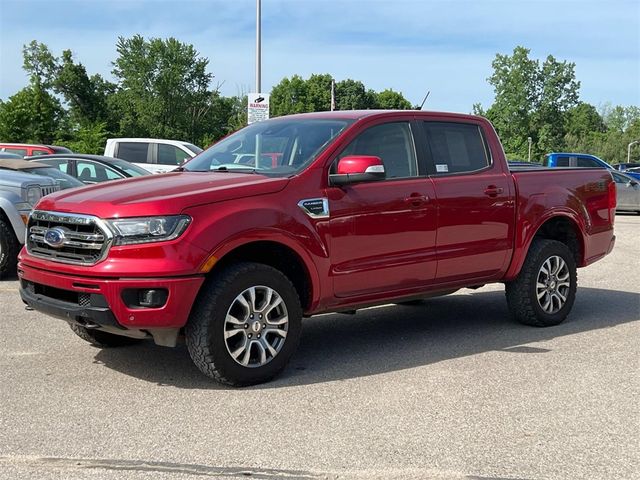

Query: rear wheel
<box><xmin>505</xmin><ymin>239</ymin><xmax>577</xmax><ymax>327</ymax></box>
<box><xmin>69</xmin><ymin>324</ymin><xmax>142</xmax><ymax>347</ymax></box>
<box><xmin>186</xmin><ymin>262</ymin><xmax>302</xmax><ymax>386</ymax></box>
<box><xmin>0</xmin><ymin>218</ymin><xmax>19</xmax><ymax>278</ymax></box>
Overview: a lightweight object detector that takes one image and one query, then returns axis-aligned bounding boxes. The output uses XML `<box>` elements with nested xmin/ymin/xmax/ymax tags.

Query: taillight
<box><xmin>608</xmin><ymin>179</ymin><xmax>617</xmax><ymax>224</ymax></box>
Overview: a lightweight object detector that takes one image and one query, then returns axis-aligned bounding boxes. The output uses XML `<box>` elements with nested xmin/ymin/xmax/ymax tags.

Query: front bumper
<box><xmin>18</xmin><ymin>262</ymin><xmax>205</xmax><ymax>330</ymax></box>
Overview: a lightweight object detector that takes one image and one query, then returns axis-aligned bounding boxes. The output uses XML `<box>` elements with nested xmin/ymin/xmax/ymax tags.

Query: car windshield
<box><xmin>183</xmin><ymin>143</ymin><xmax>203</xmax><ymax>155</ymax></box>
<box><xmin>184</xmin><ymin>118</ymin><xmax>352</xmax><ymax>176</ymax></box>
<box><xmin>26</xmin><ymin>167</ymin><xmax>84</xmax><ymax>190</ymax></box>
<box><xmin>107</xmin><ymin>158</ymin><xmax>151</xmax><ymax>176</ymax></box>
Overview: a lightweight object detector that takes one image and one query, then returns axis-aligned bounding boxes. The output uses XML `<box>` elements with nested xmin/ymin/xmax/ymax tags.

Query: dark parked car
<box><xmin>24</xmin><ymin>154</ymin><xmax>151</xmax><ymax>184</ymax></box>
<box><xmin>0</xmin><ymin>159</ymin><xmax>84</xmax><ymax>190</ymax></box>
<box><xmin>611</xmin><ymin>171</ymin><xmax>640</xmax><ymax>214</ymax></box>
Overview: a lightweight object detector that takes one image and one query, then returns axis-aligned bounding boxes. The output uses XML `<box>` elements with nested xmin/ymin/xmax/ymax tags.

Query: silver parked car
<box><xmin>611</xmin><ymin>171</ymin><xmax>640</xmax><ymax>214</ymax></box>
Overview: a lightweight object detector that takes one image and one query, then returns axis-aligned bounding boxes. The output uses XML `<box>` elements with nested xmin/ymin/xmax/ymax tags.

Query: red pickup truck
<box><xmin>18</xmin><ymin>111</ymin><xmax>616</xmax><ymax>386</ymax></box>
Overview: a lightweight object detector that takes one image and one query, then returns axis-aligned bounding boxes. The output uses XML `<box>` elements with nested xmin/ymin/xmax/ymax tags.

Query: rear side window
<box><xmin>555</xmin><ymin>157</ymin><xmax>571</xmax><ymax>167</ymax></box>
<box><xmin>5</xmin><ymin>148</ymin><xmax>28</xmax><ymax>156</ymax></box>
<box><xmin>117</xmin><ymin>142</ymin><xmax>150</xmax><ymax>163</ymax></box>
<box><xmin>32</xmin><ymin>149</ymin><xmax>49</xmax><ymax>156</ymax></box>
<box><xmin>577</xmin><ymin>157</ymin><xmax>600</xmax><ymax>168</ymax></box>
<box><xmin>424</xmin><ymin>122</ymin><xmax>490</xmax><ymax>174</ymax></box>
<box><xmin>158</xmin><ymin>144</ymin><xmax>191</xmax><ymax>165</ymax></box>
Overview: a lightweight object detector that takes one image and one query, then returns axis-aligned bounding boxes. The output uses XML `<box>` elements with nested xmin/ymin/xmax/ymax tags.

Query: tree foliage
<box><xmin>478</xmin><ymin>46</ymin><xmax>580</xmax><ymax>159</ymax></box>
<box><xmin>270</xmin><ymin>74</ymin><xmax>412</xmax><ymax>116</ymax></box>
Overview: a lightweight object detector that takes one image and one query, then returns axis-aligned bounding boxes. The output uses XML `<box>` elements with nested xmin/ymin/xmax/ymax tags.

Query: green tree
<box><xmin>0</xmin><ymin>86</ymin><xmax>64</xmax><ymax>143</ymax></box>
<box><xmin>111</xmin><ymin>35</ymin><xmax>213</xmax><ymax>142</ymax></box>
<box><xmin>65</xmin><ymin>122</ymin><xmax>109</xmax><ymax>154</ymax></box>
<box><xmin>54</xmin><ymin>50</ymin><xmax>117</xmax><ymax>129</ymax></box>
<box><xmin>376</xmin><ymin>88</ymin><xmax>412</xmax><ymax>109</ymax></box>
<box><xmin>335</xmin><ymin>79</ymin><xmax>377</xmax><ymax>110</ymax></box>
<box><xmin>270</xmin><ymin>75</ymin><xmax>309</xmax><ymax>116</ymax></box>
<box><xmin>477</xmin><ymin>46</ymin><xmax>580</xmax><ymax>159</ymax></box>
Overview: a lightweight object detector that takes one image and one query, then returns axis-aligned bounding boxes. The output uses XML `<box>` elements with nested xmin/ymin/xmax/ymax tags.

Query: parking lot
<box><xmin>0</xmin><ymin>215</ymin><xmax>638</xmax><ymax>480</ymax></box>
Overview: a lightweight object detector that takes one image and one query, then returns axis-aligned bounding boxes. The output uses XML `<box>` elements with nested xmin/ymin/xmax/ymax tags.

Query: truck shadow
<box><xmin>92</xmin><ymin>286</ymin><xmax>640</xmax><ymax>389</ymax></box>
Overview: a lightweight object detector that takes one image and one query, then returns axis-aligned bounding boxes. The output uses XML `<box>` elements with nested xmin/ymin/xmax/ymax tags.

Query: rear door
<box><xmin>327</xmin><ymin>119</ymin><xmax>438</xmax><ymax>298</ymax></box>
<box><xmin>420</xmin><ymin>120</ymin><xmax>515</xmax><ymax>283</ymax></box>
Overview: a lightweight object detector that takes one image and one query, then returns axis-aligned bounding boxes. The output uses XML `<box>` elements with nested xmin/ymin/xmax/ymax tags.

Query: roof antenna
<box><xmin>419</xmin><ymin>91</ymin><xmax>431</xmax><ymax>110</ymax></box>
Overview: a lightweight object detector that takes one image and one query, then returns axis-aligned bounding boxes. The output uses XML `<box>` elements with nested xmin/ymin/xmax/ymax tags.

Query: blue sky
<box><xmin>0</xmin><ymin>0</ymin><xmax>638</xmax><ymax>113</ymax></box>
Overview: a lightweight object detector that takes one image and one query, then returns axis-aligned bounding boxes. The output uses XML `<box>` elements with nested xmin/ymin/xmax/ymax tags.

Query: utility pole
<box><xmin>255</xmin><ymin>0</ymin><xmax>261</xmax><ymax>93</ymax></box>
<box><xmin>628</xmin><ymin>140</ymin><xmax>639</xmax><ymax>163</ymax></box>
<box><xmin>330</xmin><ymin>78</ymin><xmax>335</xmax><ymax>111</ymax></box>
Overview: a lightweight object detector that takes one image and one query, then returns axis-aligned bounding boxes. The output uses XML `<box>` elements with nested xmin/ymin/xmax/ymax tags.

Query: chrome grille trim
<box><xmin>26</xmin><ymin>210</ymin><xmax>113</xmax><ymax>266</ymax></box>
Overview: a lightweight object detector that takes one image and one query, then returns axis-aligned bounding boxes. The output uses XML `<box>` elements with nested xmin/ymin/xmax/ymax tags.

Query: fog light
<box><xmin>138</xmin><ymin>289</ymin><xmax>168</xmax><ymax>308</ymax></box>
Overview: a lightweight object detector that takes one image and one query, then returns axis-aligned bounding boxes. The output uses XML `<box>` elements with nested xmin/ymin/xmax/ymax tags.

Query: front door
<box><xmin>327</xmin><ymin>121</ymin><xmax>438</xmax><ymax>298</ymax></box>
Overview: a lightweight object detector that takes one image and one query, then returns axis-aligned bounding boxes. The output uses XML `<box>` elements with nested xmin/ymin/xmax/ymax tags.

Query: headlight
<box><xmin>105</xmin><ymin>215</ymin><xmax>191</xmax><ymax>246</ymax></box>
<box><xmin>26</xmin><ymin>186</ymin><xmax>42</xmax><ymax>206</ymax></box>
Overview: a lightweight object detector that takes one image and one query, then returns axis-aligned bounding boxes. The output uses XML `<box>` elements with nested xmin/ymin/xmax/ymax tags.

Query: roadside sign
<box><xmin>247</xmin><ymin>93</ymin><xmax>270</xmax><ymax>124</ymax></box>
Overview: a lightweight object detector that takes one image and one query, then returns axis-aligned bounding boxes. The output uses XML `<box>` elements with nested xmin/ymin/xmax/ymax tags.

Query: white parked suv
<box><xmin>104</xmin><ymin>138</ymin><xmax>203</xmax><ymax>174</ymax></box>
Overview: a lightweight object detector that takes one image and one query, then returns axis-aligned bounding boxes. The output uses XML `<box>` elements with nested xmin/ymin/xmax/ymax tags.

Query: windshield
<box><xmin>26</xmin><ymin>167</ymin><xmax>84</xmax><ymax>190</ymax></box>
<box><xmin>107</xmin><ymin>158</ymin><xmax>151</xmax><ymax>176</ymax></box>
<box><xmin>183</xmin><ymin>143</ymin><xmax>203</xmax><ymax>155</ymax></box>
<box><xmin>184</xmin><ymin>118</ymin><xmax>351</xmax><ymax>176</ymax></box>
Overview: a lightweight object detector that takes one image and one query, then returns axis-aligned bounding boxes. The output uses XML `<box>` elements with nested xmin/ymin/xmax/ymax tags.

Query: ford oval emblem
<box><xmin>43</xmin><ymin>227</ymin><xmax>66</xmax><ymax>248</ymax></box>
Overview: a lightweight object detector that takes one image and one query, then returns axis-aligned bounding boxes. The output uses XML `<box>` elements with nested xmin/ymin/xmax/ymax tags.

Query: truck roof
<box><xmin>277</xmin><ymin>110</ymin><xmax>484</xmax><ymax>122</ymax></box>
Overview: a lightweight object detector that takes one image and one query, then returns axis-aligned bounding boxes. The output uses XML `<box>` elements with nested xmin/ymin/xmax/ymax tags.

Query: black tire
<box><xmin>186</xmin><ymin>262</ymin><xmax>302</xmax><ymax>387</ymax></box>
<box><xmin>505</xmin><ymin>239</ymin><xmax>577</xmax><ymax>327</ymax></box>
<box><xmin>0</xmin><ymin>218</ymin><xmax>20</xmax><ymax>279</ymax></box>
<box><xmin>69</xmin><ymin>324</ymin><xmax>142</xmax><ymax>347</ymax></box>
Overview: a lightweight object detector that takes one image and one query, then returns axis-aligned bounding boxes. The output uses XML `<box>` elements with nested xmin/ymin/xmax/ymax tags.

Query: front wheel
<box><xmin>186</xmin><ymin>263</ymin><xmax>302</xmax><ymax>386</ymax></box>
<box><xmin>505</xmin><ymin>239</ymin><xmax>577</xmax><ymax>327</ymax></box>
<box><xmin>0</xmin><ymin>219</ymin><xmax>19</xmax><ymax>278</ymax></box>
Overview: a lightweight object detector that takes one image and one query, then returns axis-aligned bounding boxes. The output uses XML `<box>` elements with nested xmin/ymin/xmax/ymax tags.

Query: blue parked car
<box><xmin>543</xmin><ymin>152</ymin><xmax>640</xmax><ymax>180</ymax></box>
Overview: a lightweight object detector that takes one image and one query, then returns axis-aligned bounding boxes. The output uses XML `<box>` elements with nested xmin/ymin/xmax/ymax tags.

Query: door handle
<box><xmin>404</xmin><ymin>194</ymin><xmax>429</xmax><ymax>206</ymax></box>
<box><xmin>484</xmin><ymin>186</ymin><xmax>504</xmax><ymax>197</ymax></box>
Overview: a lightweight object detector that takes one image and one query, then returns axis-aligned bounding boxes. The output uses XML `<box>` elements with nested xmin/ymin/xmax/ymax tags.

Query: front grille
<box><xmin>41</xmin><ymin>185</ymin><xmax>60</xmax><ymax>197</ymax></box>
<box><xmin>26</xmin><ymin>210</ymin><xmax>113</xmax><ymax>265</ymax></box>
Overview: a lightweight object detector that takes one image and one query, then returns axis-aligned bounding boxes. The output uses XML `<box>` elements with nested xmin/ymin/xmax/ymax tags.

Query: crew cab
<box><xmin>18</xmin><ymin>111</ymin><xmax>616</xmax><ymax>386</ymax></box>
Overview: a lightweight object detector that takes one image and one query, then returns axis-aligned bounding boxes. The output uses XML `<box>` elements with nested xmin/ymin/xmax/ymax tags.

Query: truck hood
<box><xmin>35</xmin><ymin>172</ymin><xmax>289</xmax><ymax>218</ymax></box>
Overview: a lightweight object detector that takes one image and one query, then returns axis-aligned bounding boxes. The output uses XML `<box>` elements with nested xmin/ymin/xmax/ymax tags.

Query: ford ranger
<box><xmin>18</xmin><ymin>111</ymin><xmax>616</xmax><ymax>386</ymax></box>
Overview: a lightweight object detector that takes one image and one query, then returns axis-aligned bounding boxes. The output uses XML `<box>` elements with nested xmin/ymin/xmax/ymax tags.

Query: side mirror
<box><xmin>629</xmin><ymin>180</ymin><xmax>638</xmax><ymax>187</ymax></box>
<box><xmin>329</xmin><ymin>155</ymin><xmax>385</xmax><ymax>186</ymax></box>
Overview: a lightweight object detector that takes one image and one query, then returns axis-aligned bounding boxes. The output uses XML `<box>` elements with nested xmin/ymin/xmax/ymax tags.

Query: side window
<box><xmin>556</xmin><ymin>156</ymin><xmax>571</xmax><ymax>167</ymax></box>
<box><xmin>77</xmin><ymin>162</ymin><xmax>98</xmax><ymax>182</ymax></box>
<box><xmin>77</xmin><ymin>161</ymin><xmax>114</xmax><ymax>182</ymax></box>
<box><xmin>424</xmin><ymin>122</ymin><xmax>490</xmax><ymax>174</ymax></box>
<box><xmin>577</xmin><ymin>157</ymin><xmax>599</xmax><ymax>168</ymax></box>
<box><xmin>104</xmin><ymin>166</ymin><xmax>122</xmax><ymax>180</ymax></box>
<box><xmin>338</xmin><ymin>122</ymin><xmax>417</xmax><ymax>179</ymax></box>
<box><xmin>32</xmin><ymin>150</ymin><xmax>48</xmax><ymax>156</ymax></box>
<box><xmin>5</xmin><ymin>148</ymin><xmax>28</xmax><ymax>156</ymax></box>
<box><xmin>158</xmin><ymin>144</ymin><xmax>190</xmax><ymax>165</ymax></box>
<box><xmin>117</xmin><ymin>142</ymin><xmax>150</xmax><ymax>164</ymax></box>
<box><xmin>44</xmin><ymin>159</ymin><xmax>70</xmax><ymax>174</ymax></box>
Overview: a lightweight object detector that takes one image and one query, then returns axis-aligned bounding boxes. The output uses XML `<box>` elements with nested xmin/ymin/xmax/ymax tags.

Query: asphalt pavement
<box><xmin>0</xmin><ymin>215</ymin><xmax>638</xmax><ymax>480</ymax></box>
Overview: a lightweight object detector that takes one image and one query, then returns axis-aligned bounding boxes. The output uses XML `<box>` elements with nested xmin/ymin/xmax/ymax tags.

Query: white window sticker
<box><xmin>436</xmin><ymin>164</ymin><xmax>449</xmax><ymax>173</ymax></box>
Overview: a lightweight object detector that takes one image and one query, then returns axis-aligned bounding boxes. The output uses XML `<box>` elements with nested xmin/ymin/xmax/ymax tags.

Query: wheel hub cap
<box><xmin>223</xmin><ymin>285</ymin><xmax>289</xmax><ymax>368</ymax></box>
<box><xmin>536</xmin><ymin>255</ymin><xmax>571</xmax><ymax>314</ymax></box>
